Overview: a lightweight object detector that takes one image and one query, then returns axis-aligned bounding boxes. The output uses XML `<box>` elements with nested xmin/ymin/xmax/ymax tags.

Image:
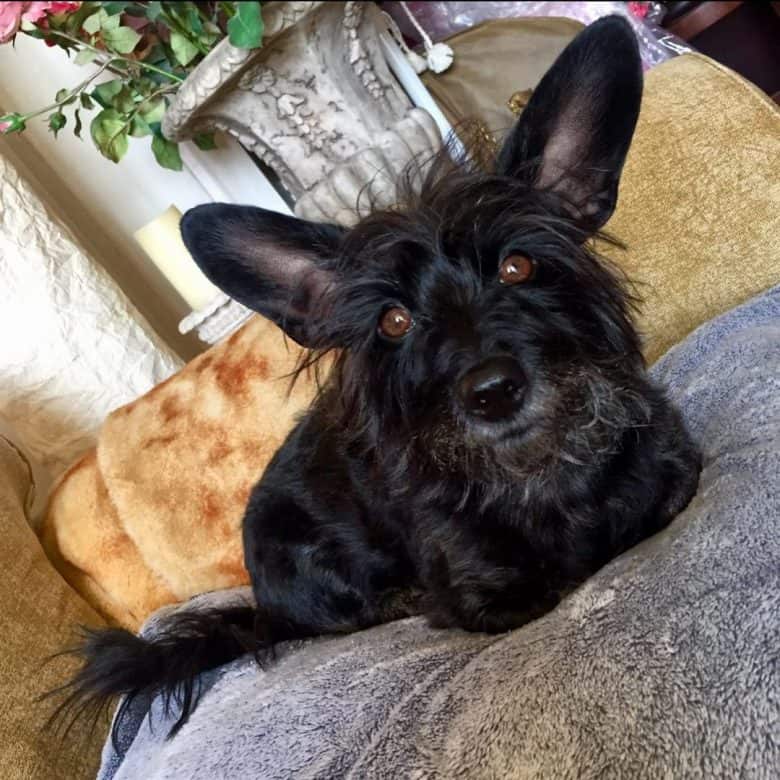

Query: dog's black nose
<box><xmin>457</xmin><ymin>358</ymin><xmax>526</xmax><ymax>422</ymax></box>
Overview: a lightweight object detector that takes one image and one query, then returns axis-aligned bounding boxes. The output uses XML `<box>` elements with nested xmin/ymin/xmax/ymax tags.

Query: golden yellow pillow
<box><xmin>604</xmin><ymin>54</ymin><xmax>780</xmax><ymax>362</ymax></box>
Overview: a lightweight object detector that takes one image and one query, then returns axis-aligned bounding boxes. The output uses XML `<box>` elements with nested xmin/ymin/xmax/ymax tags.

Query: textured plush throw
<box><xmin>100</xmin><ymin>286</ymin><xmax>780</xmax><ymax>779</ymax></box>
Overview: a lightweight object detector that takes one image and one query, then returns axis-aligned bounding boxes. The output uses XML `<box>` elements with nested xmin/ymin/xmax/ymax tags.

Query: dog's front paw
<box><xmin>425</xmin><ymin>587</ymin><xmax>554</xmax><ymax>634</ymax></box>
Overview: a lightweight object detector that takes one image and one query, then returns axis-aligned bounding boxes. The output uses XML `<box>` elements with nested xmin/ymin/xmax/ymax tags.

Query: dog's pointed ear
<box><xmin>181</xmin><ymin>204</ymin><xmax>345</xmax><ymax>346</ymax></box>
<box><xmin>497</xmin><ymin>16</ymin><xmax>642</xmax><ymax>231</ymax></box>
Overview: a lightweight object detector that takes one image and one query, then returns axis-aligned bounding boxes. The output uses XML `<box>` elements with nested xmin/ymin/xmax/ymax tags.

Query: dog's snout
<box><xmin>457</xmin><ymin>357</ymin><xmax>526</xmax><ymax>422</ymax></box>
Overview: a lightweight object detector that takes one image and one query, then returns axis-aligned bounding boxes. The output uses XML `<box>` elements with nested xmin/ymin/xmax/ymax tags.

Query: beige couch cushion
<box><xmin>0</xmin><ymin>435</ymin><xmax>106</xmax><ymax>779</ymax></box>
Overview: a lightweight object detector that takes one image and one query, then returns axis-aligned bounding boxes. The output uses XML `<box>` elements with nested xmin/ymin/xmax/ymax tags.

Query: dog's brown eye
<box><xmin>499</xmin><ymin>254</ymin><xmax>535</xmax><ymax>285</ymax></box>
<box><xmin>379</xmin><ymin>306</ymin><xmax>414</xmax><ymax>339</ymax></box>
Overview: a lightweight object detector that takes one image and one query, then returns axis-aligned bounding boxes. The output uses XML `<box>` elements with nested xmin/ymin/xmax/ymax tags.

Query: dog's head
<box><xmin>183</xmin><ymin>17</ymin><xmax>649</xmax><ymax>483</ymax></box>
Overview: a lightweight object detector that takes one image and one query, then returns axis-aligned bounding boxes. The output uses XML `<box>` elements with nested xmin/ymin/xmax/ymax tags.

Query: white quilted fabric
<box><xmin>0</xmin><ymin>152</ymin><xmax>182</xmax><ymax>491</ymax></box>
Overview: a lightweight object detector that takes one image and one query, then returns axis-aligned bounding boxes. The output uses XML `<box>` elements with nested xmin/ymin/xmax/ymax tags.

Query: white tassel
<box><xmin>398</xmin><ymin>1</ymin><xmax>454</xmax><ymax>74</ymax></box>
<box><xmin>381</xmin><ymin>11</ymin><xmax>430</xmax><ymax>74</ymax></box>
<box><xmin>425</xmin><ymin>42</ymin><xmax>454</xmax><ymax>74</ymax></box>
<box><xmin>406</xmin><ymin>48</ymin><xmax>430</xmax><ymax>74</ymax></box>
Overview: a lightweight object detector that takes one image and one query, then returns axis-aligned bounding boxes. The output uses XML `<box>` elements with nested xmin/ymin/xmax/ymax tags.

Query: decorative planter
<box><xmin>163</xmin><ymin>0</ymin><xmax>442</xmax><ymax>225</ymax></box>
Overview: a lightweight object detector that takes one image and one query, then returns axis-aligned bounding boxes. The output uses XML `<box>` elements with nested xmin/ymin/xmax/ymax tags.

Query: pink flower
<box><xmin>627</xmin><ymin>2</ymin><xmax>650</xmax><ymax>19</ymax></box>
<box><xmin>23</xmin><ymin>2</ymin><xmax>81</xmax><ymax>24</ymax></box>
<box><xmin>0</xmin><ymin>1</ymin><xmax>81</xmax><ymax>43</ymax></box>
<box><xmin>47</xmin><ymin>1</ymin><xmax>81</xmax><ymax>11</ymax></box>
<box><xmin>0</xmin><ymin>3</ymin><xmax>26</xmax><ymax>43</ymax></box>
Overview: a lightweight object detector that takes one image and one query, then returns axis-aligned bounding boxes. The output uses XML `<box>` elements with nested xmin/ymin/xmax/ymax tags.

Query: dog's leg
<box><xmin>419</xmin><ymin>542</ymin><xmax>556</xmax><ymax>634</ymax></box>
<box><xmin>243</xmin><ymin>487</ymin><xmax>413</xmax><ymax>643</ymax></box>
<box><xmin>425</xmin><ymin>578</ymin><xmax>556</xmax><ymax>634</ymax></box>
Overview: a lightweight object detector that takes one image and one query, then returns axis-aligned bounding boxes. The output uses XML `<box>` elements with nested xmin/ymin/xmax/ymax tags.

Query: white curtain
<box><xmin>0</xmin><ymin>148</ymin><xmax>182</xmax><ymax>501</ymax></box>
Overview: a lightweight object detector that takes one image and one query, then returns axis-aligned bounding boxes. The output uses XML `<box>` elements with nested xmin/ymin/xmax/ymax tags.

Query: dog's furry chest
<box><xmin>244</xmin><ymin>397</ymin><xmax>699</xmax><ymax>635</ymax></box>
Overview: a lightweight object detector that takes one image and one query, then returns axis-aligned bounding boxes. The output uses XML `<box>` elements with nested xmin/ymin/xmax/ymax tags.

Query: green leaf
<box><xmin>103</xmin><ymin>1</ymin><xmax>130</xmax><ymax>14</ymax></box>
<box><xmin>114</xmin><ymin>93</ymin><xmax>135</xmax><ymax>114</ymax></box>
<box><xmin>199</xmin><ymin>20</ymin><xmax>221</xmax><ymax>46</ymax></box>
<box><xmin>135</xmin><ymin>79</ymin><xmax>157</xmax><ymax>98</ymax></box>
<box><xmin>74</xmin><ymin>109</ymin><xmax>83</xmax><ymax>139</ymax></box>
<box><xmin>92</xmin><ymin>79</ymin><xmax>123</xmax><ymax>108</ymax></box>
<box><xmin>82</xmin><ymin>10</ymin><xmax>103</xmax><ymax>34</ymax></box>
<box><xmin>101</xmin><ymin>12</ymin><xmax>122</xmax><ymax>31</ymax></box>
<box><xmin>219</xmin><ymin>1</ymin><xmax>237</xmax><ymax>20</ymax></box>
<box><xmin>193</xmin><ymin>132</ymin><xmax>217</xmax><ymax>151</ymax></box>
<box><xmin>84</xmin><ymin>8</ymin><xmax>121</xmax><ymax>34</ymax></box>
<box><xmin>227</xmin><ymin>2</ymin><xmax>264</xmax><ymax>49</ymax></box>
<box><xmin>167</xmin><ymin>4</ymin><xmax>203</xmax><ymax>36</ymax></box>
<box><xmin>80</xmin><ymin>92</ymin><xmax>94</xmax><ymax>110</ymax></box>
<box><xmin>112</xmin><ymin>86</ymin><xmax>137</xmax><ymax>113</ymax></box>
<box><xmin>130</xmin><ymin>116</ymin><xmax>152</xmax><ymax>138</ymax></box>
<box><xmin>151</xmin><ymin>135</ymin><xmax>183</xmax><ymax>171</ymax></box>
<box><xmin>155</xmin><ymin>46</ymin><xmax>182</xmax><ymax>78</ymax></box>
<box><xmin>145</xmin><ymin>1</ymin><xmax>163</xmax><ymax>22</ymax></box>
<box><xmin>123</xmin><ymin>3</ymin><xmax>151</xmax><ymax>17</ymax></box>
<box><xmin>138</xmin><ymin>98</ymin><xmax>166</xmax><ymax>124</ymax></box>
<box><xmin>143</xmin><ymin>43</ymin><xmax>168</xmax><ymax>66</ymax></box>
<box><xmin>188</xmin><ymin>7</ymin><xmax>204</xmax><ymax>36</ymax></box>
<box><xmin>55</xmin><ymin>88</ymin><xmax>77</xmax><ymax>106</ymax></box>
<box><xmin>65</xmin><ymin>3</ymin><xmax>101</xmax><ymax>35</ymax></box>
<box><xmin>74</xmin><ymin>47</ymin><xmax>98</xmax><ymax>65</ymax></box>
<box><xmin>90</xmin><ymin>108</ymin><xmax>129</xmax><ymax>163</ymax></box>
<box><xmin>103</xmin><ymin>25</ymin><xmax>141</xmax><ymax>54</ymax></box>
<box><xmin>48</xmin><ymin>112</ymin><xmax>67</xmax><ymax>138</ymax></box>
<box><xmin>170</xmin><ymin>30</ymin><xmax>199</xmax><ymax>66</ymax></box>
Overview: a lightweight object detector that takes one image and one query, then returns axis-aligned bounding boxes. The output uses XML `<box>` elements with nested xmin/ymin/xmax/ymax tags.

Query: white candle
<box><xmin>134</xmin><ymin>205</ymin><xmax>220</xmax><ymax>312</ymax></box>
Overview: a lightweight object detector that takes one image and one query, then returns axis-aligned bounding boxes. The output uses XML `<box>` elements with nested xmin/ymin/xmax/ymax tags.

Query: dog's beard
<box><xmin>420</xmin><ymin>364</ymin><xmax>652</xmax><ymax>485</ymax></box>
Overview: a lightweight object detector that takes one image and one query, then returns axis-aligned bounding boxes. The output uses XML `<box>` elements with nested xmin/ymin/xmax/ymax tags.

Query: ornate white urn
<box><xmin>162</xmin><ymin>0</ymin><xmax>441</xmax><ymax>225</ymax></box>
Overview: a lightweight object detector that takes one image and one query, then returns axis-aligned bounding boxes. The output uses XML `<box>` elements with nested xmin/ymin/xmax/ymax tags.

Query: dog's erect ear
<box><xmin>497</xmin><ymin>16</ymin><xmax>642</xmax><ymax>231</ymax></box>
<box><xmin>181</xmin><ymin>204</ymin><xmax>344</xmax><ymax>346</ymax></box>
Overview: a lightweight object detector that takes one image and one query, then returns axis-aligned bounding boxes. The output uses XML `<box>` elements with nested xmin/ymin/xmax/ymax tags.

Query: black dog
<box><xmin>59</xmin><ymin>17</ymin><xmax>700</xmax><ymax>739</ymax></box>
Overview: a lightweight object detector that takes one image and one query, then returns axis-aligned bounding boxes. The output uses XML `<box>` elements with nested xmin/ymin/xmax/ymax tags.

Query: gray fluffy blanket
<box><xmin>101</xmin><ymin>286</ymin><xmax>780</xmax><ymax>779</ymax></box>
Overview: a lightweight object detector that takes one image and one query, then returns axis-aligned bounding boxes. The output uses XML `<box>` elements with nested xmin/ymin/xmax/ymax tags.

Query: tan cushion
<box><xmin>41</xmin><ymin>317</ymin><xmax>320</xmax><ymax>629</ymax></box>
<box><xmin>420</xmin><ymin>17</ymin><xmax>585</xmax><ymax>134</ymax></box>
<box><xmin>604</xmin><ymin>54</ymin><xmax>780</xmax><ymax>362</ymax></box>
<box><xmin>0</xmin><ymin>435</ymin><xmax>106</xmax><ymax>779</ymax></box>
<box><xmin>42</xmin><ymin>54</ymin><xmax>780</xmax><ymax>628</ymax></box>
<box><xmin>41</xmin><ymin>450</ymin><xmax>176</xmax><ymax>630</ymax></box>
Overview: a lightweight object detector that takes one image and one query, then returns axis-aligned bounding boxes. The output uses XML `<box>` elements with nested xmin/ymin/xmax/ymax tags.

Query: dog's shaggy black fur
<box><xmin>54</xmin><ymin>17</ymin><xmax>700</xmax><ymax>741</ymax></box>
